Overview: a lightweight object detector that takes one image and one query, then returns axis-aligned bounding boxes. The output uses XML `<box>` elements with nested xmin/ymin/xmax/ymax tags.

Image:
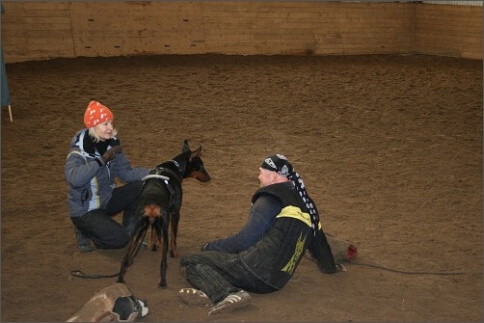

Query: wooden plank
<box><xmin>1</xmin><ymin>1</ymin><xmax>482</xmax><ymax>62</ymax></box>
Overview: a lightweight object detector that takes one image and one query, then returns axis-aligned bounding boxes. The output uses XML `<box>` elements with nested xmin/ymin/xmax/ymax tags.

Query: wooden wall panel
<box><xmin>1</xmin><ymin>2</ymin><xmax>74</xmax><ymax>62</ymax></box>
<box><xmin>0</xmin><ymin>1</ymin><xmax>481</xmax><ymax>63</ymax></box>
<box><xmin>415</xmin><ymin>4</ymin><xmax>482</xmax><ymax>59</ymax></box>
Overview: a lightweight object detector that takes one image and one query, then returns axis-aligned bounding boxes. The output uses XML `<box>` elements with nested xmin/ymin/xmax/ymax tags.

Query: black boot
<box><xmin>74</xmin><ymin>227</ymin><xmax>94</xmax><ymax>253</ymax></box>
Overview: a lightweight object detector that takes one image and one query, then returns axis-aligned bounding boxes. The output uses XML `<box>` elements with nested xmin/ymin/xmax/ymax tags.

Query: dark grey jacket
<box><xmin>65</xmin><ymin>129</ymin><xmax>150</xmax><ymax>218</ymax></box>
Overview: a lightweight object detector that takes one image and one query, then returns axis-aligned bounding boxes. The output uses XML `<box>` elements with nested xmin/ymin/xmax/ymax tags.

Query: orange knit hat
<box><xmin>83</xmin><ymin>101</ymin><xmax>114</xmax><ymax>128</ymax></box>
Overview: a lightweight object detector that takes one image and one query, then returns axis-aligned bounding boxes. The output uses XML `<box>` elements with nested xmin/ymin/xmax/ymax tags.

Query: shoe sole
<box><xmin>178</xmin><ymin>288</ymin><xmax>211</xmax><ymax>306</ymax></box>
<box><xmin>208</xmin><ymin>293</ymin><xmax>251</xmax><ymax>315</ymax></box>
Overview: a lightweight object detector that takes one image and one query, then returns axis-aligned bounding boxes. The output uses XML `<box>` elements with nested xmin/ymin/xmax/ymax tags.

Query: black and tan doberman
<box><xmin>117</xmin><ymin>140</ymin><xmax>211</xmax><ymax>288</ymax></box>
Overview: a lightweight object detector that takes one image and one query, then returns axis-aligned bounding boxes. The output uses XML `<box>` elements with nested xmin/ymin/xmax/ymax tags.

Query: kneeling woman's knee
<box><xmin>115</xmin><ymin>232</ymin><xmax>130</xmax><ymax>249</ymax></box>
<box><xmin>96</xmin><ymin>231</ymin><xmax>130</xmax><ymax>249</ymax></box>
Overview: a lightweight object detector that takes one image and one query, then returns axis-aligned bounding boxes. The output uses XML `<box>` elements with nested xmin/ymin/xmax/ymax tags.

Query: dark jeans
<box><xmin>72</xmin><ymin>181</ymin><xmax>143</xmax><ymax>249</ymax></box>
<box><xmin>180</xmin><ymin>251</ymin><xmax>277</xmax><ymax>304</ymax></box>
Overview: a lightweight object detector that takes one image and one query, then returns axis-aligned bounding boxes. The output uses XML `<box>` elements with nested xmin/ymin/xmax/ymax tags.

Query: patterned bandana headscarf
<box><xmin>84</xmin><ymin>100</ymin><xmax>114</xmax><ymax>128</ymax></box>
<box><xmin>261</xmin><ymin>154</ymin><xmax>320</xmax><ymax>236</ymax></box>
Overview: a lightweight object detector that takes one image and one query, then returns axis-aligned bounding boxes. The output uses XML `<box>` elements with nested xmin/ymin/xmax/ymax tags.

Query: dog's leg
<box><xmin>161</xmin><ymin>216</ymin><xmax>169</xmax><ymax>288</ymax></box>
<box><xmin>153</xmin><ymin>216</ymin><xmax>169</xmax><ymax>288</ymax></box>
<box><xmin>117</xmin><ymin>218</ymin><xmax>149</xmax><ymax>284</ymax></box>
<box><xmin>150</xmin><ymin>221</ymin><xmax>161</xmax><ymax>252</ymax></box>
<box><xmin>144</xmin><ymin>204</ymin><xmax>162</xmax><ymax>252</ymax></box>
<box><xmin>169</xmin><ymin>210</ymin><xmax>180</xmax><ymax>258</ymax></box>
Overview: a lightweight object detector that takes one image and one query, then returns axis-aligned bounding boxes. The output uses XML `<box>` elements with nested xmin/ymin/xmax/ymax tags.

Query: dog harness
<box><xmin>141</xmin><ymin>169</ymin><xmax>173</xmax><ymax>195</ymax></box>
<box><xmin>142</xmin><ymin>174</ymin><xmax>170</xmax><ymax>182</ymax></box>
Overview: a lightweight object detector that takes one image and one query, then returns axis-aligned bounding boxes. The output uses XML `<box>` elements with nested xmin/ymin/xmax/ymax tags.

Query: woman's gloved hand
<box><xmin>102</xmin><ymin>145</ymin><xmax>122</xmax><ymax>164</ymax></box>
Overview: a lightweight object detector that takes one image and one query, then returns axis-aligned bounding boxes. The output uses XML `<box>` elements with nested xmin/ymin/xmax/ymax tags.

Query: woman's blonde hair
<box><xmin>88</xmin><ymin>127</ymin><xmax>118</xmax><ymax>143</ymax></box>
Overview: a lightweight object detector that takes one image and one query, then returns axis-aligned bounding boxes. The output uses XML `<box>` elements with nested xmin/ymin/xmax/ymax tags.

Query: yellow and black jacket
<box><xmin>236</xmin><ymin>182</ymin><xmax>337</xmax><ymax>290</ymax></box>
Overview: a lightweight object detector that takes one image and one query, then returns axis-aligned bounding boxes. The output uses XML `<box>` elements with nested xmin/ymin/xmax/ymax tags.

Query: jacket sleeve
<box><xmin>204</xmin><ymin>194</ymin><xmax>281</xmax><ymax>253</ymax></box>
<box><xmin>113</xmin><ymin>151</ymin><xmax>151</xmax><ymax>183</ymax></box>
<box><xmin>65</xmin><ymin>150</ymin><xmax>103</xmax><ymax>188</ymax></box>
<box><xmin>307</xmin><ymin>227</ymin><xmax>339</xmax><ymax>274</ymax></box>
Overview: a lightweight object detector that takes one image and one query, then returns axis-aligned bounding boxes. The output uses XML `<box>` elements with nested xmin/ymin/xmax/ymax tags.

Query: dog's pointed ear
<box><xmin>182</xmin><ymin>139</ymin><xmax>190</xmax><ymax>154</ymax></box>
<box><xmin>190</xmin><ymin>146</ymin><xmax>202</xmax><ymax>159</ymax></box>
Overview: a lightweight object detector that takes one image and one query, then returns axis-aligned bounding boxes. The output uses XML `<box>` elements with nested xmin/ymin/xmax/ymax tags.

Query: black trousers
<box><xmin>72</xmin><ymin>180</ymin><xmax>143</xmax><ymax>249</ymax></box>
<box><xmin>180</xmin><ymin>251</ymin><xmax>278</xmax><ymax>304</ymax></box>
